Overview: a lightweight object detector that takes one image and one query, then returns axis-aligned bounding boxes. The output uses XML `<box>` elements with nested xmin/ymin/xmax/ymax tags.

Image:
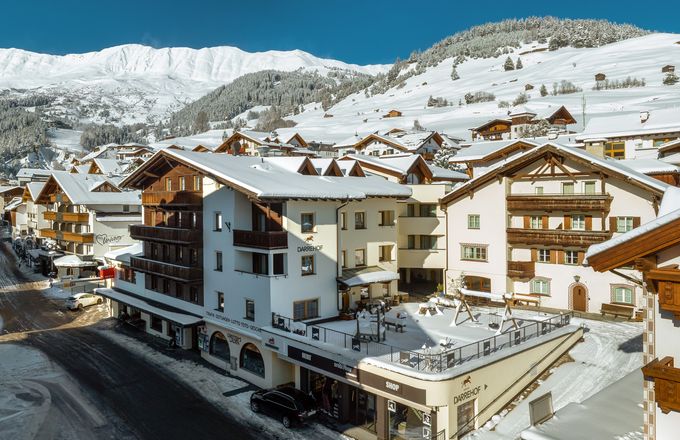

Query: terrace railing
<box><xmin>271</xmin><ymin>312</ymin><xmax>573</xmax><ymax>373</ymax></box>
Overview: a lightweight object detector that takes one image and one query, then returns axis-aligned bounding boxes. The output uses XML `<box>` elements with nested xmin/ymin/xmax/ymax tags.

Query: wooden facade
<box><xmin>470</xmin><ymin>119</ymin><xmax>512</xmax><ymax>141</ymax></box>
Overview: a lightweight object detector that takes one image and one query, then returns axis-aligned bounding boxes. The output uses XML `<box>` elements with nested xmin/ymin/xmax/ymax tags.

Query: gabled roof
<box><xmin>355</xmin><ymin>133</ymin><xmax>410</xmax><ymax>152</ymax></box>
<box><xmin>451</xmin><ymin>139</ymin><xmax>539</xmax><ymax>163</ymax></box>
<box><xmin>577</xmin><ymin>108</ymin><xmax>680</xmax><ymax>140</ymax></box>
<box><xmin>658</xmin><ymin>138</ymin><xmax>680</xmax><ymax>154</ymax></box>
<box><xmin>341</xmin><ymin>153</ymin><xmax>467</xmax><ymax>182</ymax></box>
<box><xmin>4</xmin><ymin>196</ymin><xmax>23</xmax><ymax>212</ymax></box>
<box><xmin>0</xmin><ymin>186</ymin><xmax>23</xmax><ymax>196</ymax></box>
<box><xmin>262</xmin><ymin>157</ymin><xmax>318</xmax><ymax>175</ymax></box>
<box><xmin>469</xmin><ymin>118</ymin><xmax>512</xmax><ymax>132</ymax></box>
<box><xmin>310</xmin><ymin>158</ymin><xmax>343</xmax><ymax>176</ymax></box>
<box><xmin>619</xmin><ymin>159</ymin><xmax>680</xmax><ymax>175</ymax></box>
<box><xmin>586</xmin><ymin>187</ymin><xmax>680</xmax><ymax>271</ymax></box>
<box><xmin>121</xmin><ymin>150</ymin><xmax>411</xmax><ymax>201</ymax></box>
<box><xmin>70</xmin><ymin>164</ymin><xmax>92</xmax><ymax>174</ymax></box>
<box><xmin>23</xmin><ymin>182</ymin><xmax>46</xmax><ymax>202</ymax></box>
<box><xmin>89</xmin><ymin>158</ymin><xmax>126</xmax><ymax>175</ymax></box>
<box><xmin>441</xmin><ymin>143</ymin><xmax>669</xmax><ymax>206</ymax></box>
<box><xmin>35</xmin><ymin>172</ymin><xmax>140</xmax><ymax>206</ymax></box>
<box><xmin>16</xmin><ymin>168</ymin><xmax>51</xmax><ymax>181</ymax></box>
<box><xmin>336</xmin><ymin>160</ymin><xmax>365</xmax><ymax>177</ymax></box>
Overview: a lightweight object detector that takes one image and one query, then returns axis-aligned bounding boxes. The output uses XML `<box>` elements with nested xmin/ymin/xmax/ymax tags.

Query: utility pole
<box><xmin>581</xmin><ymin>93</ymin><xmax>587</xmax><ymax>131</ymax></box>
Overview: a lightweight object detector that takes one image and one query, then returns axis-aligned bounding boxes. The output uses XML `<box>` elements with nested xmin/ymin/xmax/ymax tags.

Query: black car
<box><xmin>250</xmin><ymin>386</ymin><xmax>317</xmax><ymax>428</ymax></box>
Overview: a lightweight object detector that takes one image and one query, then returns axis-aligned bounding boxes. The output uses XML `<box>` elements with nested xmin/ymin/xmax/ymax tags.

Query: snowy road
<box><xmin>0</xmin><ymin>243</ymin><xmax>256</xmax><ymax>440</ymax></box>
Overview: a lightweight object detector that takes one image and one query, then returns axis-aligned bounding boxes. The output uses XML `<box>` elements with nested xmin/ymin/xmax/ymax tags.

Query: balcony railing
<box><xmin>130</xmin><ymin>224</ymin><xmax>202</xmax><ymax>245</ymax></box>
<box><xmin>507</xmin><ymin>261</ymin><xmax>535</xmax><ymax>280</ymax></box>
<box><xmin>647</xmin><ymin>268</ymin><xmax>680</xmax><ymax>319</ymax></box>
<box><xmin>507</xmin><ymin>228</ymin><xmax>612</xmax><ymax>247</ymax></box>
<box><xmin>233</xmin><ymin>230</ymin><xmax>288</xmax><ymax>249</ymax></box>
<box><xmin>44</xmin><ymin>211</ymin><xmax>90</xmax><ymax>223</ymax></box>
<box><xmin>141</xmin><ymin>191</ymin><xmax>202</xmax><ymax>207</ymax></box>
<box><xmin>506</xmin><ymin>194</ymin><xmax>613</xmax><ymax>212</ymax></box>
<box><xmin>642</xmin><ymin>357</ymin><xmax>680</xmax><ymax>414</ymax></box>
<box><xmin>129</xmin><ymin>256</ymin><xmax>202</xmax><ymax>282</ymax></box>
<box><xmin>39</xmin><ymin>229</ymin><xmax>93</xmax><ymax>244</ymax></box>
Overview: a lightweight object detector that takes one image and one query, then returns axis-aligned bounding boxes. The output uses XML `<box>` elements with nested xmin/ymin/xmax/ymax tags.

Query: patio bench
<box><xmin>601</xmin><ymin>303</ymin><xmax>635</xmax><ymax>320</ymax></box>
<box><xmin>384</xmin><ymin>319</ymin><xmax>406</xmax><ymax>333</ymax></box>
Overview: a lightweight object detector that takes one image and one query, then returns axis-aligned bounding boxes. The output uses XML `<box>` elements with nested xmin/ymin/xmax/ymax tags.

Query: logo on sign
<box><xmin>422</xmin><ymin>413</ymin><xmax>431</xmax><ymax>427</ymax></box>
<box><xmin>297</xmin><ymin>244</ymin><xmax>323</xmax><ymax>252</ymax></box>
<box><xmin>387</xmin><ymin>400</ymin><xmax>396</xmax><ymax>413</ymax></box>
<box><xmin>95</xmin><ymin>234</ymin><xmax>123</xmax><ymax>246</ymax></box>
<box><xmin>385</xmin><ymin>381</ymin><xmax>400</xmax><ymax>392</ymax></box>
<box><xmin>462</xmin><ymin>375</ymin><xmax>472</xmax><ymax>388</ymax></box>
<box><xmin>351</xmin><ymin>338</ymin><xmax>361</xmax><ymax>352</ymax></box>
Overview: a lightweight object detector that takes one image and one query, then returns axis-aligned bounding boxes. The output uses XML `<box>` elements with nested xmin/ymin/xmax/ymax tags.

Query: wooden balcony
<box><xmin>129</xmin><ymin>256</ymin><xmax>202</xmax><ymax>282</ymax></box>
<box><xmin>141</xmin><ymin>191</ymin><xmax>202</xmax><ymax>207</ymax></box>
<box><xmin>647</xmin><ymin>268</ymin><xmax>680</xmax><ymax>319</ymax></box>
<box><xmin>233</xmin><ymin>230</ymin><xmax>288</xmax><ymax>249</ymax></box>
<box><xmin>39</xmin><ymin>229</ymin><xmax>94</xmax><ymax>244</ymax></box>
<box><xmin>44</xmin><ymin>211</ymin><xmax>89</xmax><ymax>223</ymax></box>
<box><xmin>642</xmin><ymin>357</ymin><xmax>680</xmax><ymax>414</ymax></box>
<box><xmin>506</xmin><ymin>194</ymin><xmax>613</xmax><ymax>212</ymax></box>
<box><xmin>507</xmin><ymin>228</ymin><xmax>612</xmax><ymax>247</ymax></box>
<box><xmin>130</xmin><ymin>224</ymin><xmax>202</xmax><ymax>245</ymax></box>
<box><xmin>507</xmin><ymin>261</ymin><xmax>535</xmax><ymax>280</ymax></box>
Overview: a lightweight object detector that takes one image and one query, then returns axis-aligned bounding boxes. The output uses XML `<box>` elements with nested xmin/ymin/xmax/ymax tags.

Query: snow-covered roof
<box><xmin>346</xmin><ymin>153</ymin><xmax>419</xmax><ymax>174</ymax></box>
<box><xmin>104</xmin><ymin>242</ymin><xmax>143</xmax><ymax>263</ymax></box>
<box><xmin>0</xmin><ymin>185</ymin><xmax>23</xmax><ymax>195</ymax></box>
<box><xmin>71</xmin><ymin>164</ymin><xmax>91</xmax><ymax>174</ymax></box>
<box><xmin>334</xmin><ymin>133</ymin><xmax>365</xmax><ymax>149</ymax></box>
<box><xmin>386</xmin><ymin>130</ymin><xmax>441</xmax><ymax>150</ymax></box>
<box><xmin>618</xmin><ymin>158</ymin><xmax>680</xmax><ymax>175</ymax></box>
<box><xmin>451</xmin><ymin>139</ymin><xmax>539</xmax><ymax>162</ymax></box>
<box><xmin>128</xmin><ymin>150</ymin><xmax>411</xmax><ymax>201</ymax></box>
<box><xmin>3</xmin><ymin>196</ymin><xmax>23</xmax><ymax>211</ymax></box>
<box><xmin>25</xmin><ymin>182</ymin><xmax>46</xmax><ymax>201</ymax></box>
<box><xmin>16</xmin><ymin>168</ymin><xmax>51</xmax><ymax>180</ymax></box>
<box><xmin>337</xmin><ymin>266</ymin><xmax>400</xmax><ymax>287</ymax></box>
<box><xmin>309</xmin><ymin>158</ymin><xmax>336</xmax><ymax>175</ymax></box>
<box><xmin>577</xmin><ymin>108</ymin><xmax>680</xmax><ymax>140</ymax></box>
<box><xmin>92</xmin><ymin>158</ymin><xmax>126</xmax><ymax>175</ymax></box>
<box><xmin>53</xmin><ymin>254</ymin><xmax>97</xmax><ymax>267</ymax></box>
<box><xmin>95</xmin><ymin>288</ymin><xmax>202</xmax><ymax>326</ymax></box>
<box><xmin>43</xmin><ymin>171</ymin><xmax>141</xmax><ymax>206</ymax></box>
<box><xmin>585</xmin><ymin>186</ymin><xmax>680</xmax><ymax>262</ymax></box>
<box><xmin>429</xmin><ymin>164</ymin><xmax>469</xmax><ymax>181</ymax></box>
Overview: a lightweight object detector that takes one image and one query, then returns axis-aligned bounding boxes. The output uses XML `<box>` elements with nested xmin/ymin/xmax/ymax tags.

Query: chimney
<box><xmin>640</xmin><ymin>111</ymin><xmax>650</xmax><ymax>123</ymax></box>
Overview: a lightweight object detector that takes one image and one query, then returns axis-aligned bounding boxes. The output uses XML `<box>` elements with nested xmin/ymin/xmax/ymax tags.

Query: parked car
<box><xmin>250</xmin><ymin>386</ymin><xmax>317</xmax><ymax>428</ymax></box>
<box><xmin>65</xmin><ymin>293</ymin><xmax>103</xmax><ymax>310</ymax></box>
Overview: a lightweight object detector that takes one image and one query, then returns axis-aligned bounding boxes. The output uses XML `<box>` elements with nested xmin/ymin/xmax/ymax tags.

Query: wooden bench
<box><xmin>511</xmin><ymin>294</ymin><xmax>540</xmax><ymax>307</ymax></box>
<box><xmin>385</xmin><ymin>320</ymin><xmax>406</xmax><ymax>333</ymax></box>
<box><xmin>601</xmin><ymin>303</ymin><xmax>635</xmax><ymax>320</ymax></box>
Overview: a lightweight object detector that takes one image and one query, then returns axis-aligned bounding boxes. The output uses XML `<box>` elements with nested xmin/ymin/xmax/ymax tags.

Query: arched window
<box><xmin>240</xmin><ymin>343</ymin><xmax>265</xmax><ymax>377</ymax></box>
<box><xmin>611</xmin><ymin>285</ymin><xmax>634</xmax><ymax>305</ymax></box>
<box><xmin>209</xmin><ymin>332</ymin><xmax>230</xmax><ymax>361</ymax></box>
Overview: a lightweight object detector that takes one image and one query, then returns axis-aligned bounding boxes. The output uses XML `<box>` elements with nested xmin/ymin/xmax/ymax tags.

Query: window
<box><xmin>379</xmin><ymin>245</ymin><xmax>393</xmax><ymax>262</ymax></box>
<box><xmin>531</xmin><ymin>278</ymin><xmax>551</xmax><ymax>295</ymax></box>
<box><xmin>216</xmin><ymin>291</ymin><xmax>224</xmax><ymax>312</ymax></box>
<box><xmin>341</xmin><ymin>250</ymin><xmax>347</xmax><ymax>268</ymax></box>
<box><xmin>612</xmin><ymin>286</ymin><xmax>634</xmax><ymax>305</ymax></box>
<box><xmin>179</xmin><ymin>176</ymin><xmax>186</xmax><ymax>191</ymax></box>
<box><xmin>617</xmin><ymin>216</ymin><xmax>634</xmax><ymax>233</ymax></box>
<box><xmin>379</xmin><ymin>210</ymin><xmax>395</xmax><ymax>226</ymax></box>
<box><xmin>461</xmin><ymin>245</ymin><xmax>487</xmax><ymax>261</ymax></box>
<box><xmin>584</xmin><ymin>181</ymin><xmax>596</xmax><ymax>195</ymax></box>
<box><xmin>534</xmin><ymin>186</ymin><xmax>544</xmax><ymax>195</ymax></box>
<box><xmin>419</xmin><ymin>204</ymin><xmax>436</xmax><ymax>217</ymax></box>
<box><xmin>572</xmin><ymin>215</ymin><xmax>585</xmax><ymax>231</ymax></box>
<box><xmin>175</xmin><ymin>284</ymin><xmax>183</xmax><ymax>299</ymax></box>
<box><xmin>355</xmin><ymin>249</ymin><xmax>366</xmax><ymax>266</ymax></box>
<box><xmin>354</xmin><ymin>212</ymin><xmax>366</xmax><ymax>229</ymax></box>
<box><xmin>150</xmin><ymin>275</ymin><xmax>158</xmax><ymax>290</ymax></box>
<box><xmin>122</xmin><ymin>204</ymin><xmax>130</xmax><ymax>212</ymax></box>
<box><xmin>605</xmin><ymin>142</ymin><xmax>625</xmax><ymax>159</ymax></box>
<box><xmin>340</xmin><ymin>212</ymin><xmax>347</xmax><ymax>230</ymax></box>
<box><xmin>419</xmin><ymin>235</ymin><xmax>437</xmax><ymax>250</ymax></box>
<box><xmin>189</xmin><ymin>287</ymin><xmax>199</xmax><ymax>303</ymax></box>
<box><xmin>301</xmin><ymin>255</ymin><xmax>315</xmax><ymax>275</ymax></box>
<box><xmin>165</xmin><ymin>177</ymin><xmax>172</xmax><ymax>191</ymax></box>
<box><xmin>468</xmin><ymin>214</ymin><xmax>480</xmax><ymax>229</ymax></box>
<box><xmin>301</xmin><ymin>213</ymin><xmax>315</xmax><ymax>233</ymax></box>
<box><xmin>564</xmin><ymin>250</ymin><xmax>579</xmax><ymax>265</ymax></box>
<box><xmin>538</xmin><ymin>249</ymin><xmax>551</xmax><ymax>263</ymax></box>
<box><xmin>273</xmin><ymin>253</ymin><xmax>285</xmax><ymax>275</ymax></box>
<box><xmin>240</xmin><ymin>343</ymin><xmax>264</xmax><ymax>377</ymax></box>
<box><xmin>194</xmin><ymin>175</ymin><xmax>202</xmax><ymax>191</ymax></box>
<box><xmin>406</xmin><ymin>204</ymin><xmax>416</xmax><ymax>217</ymax></box>
<box><xmin>407</xmin><ymin>235</ymin><xmax>416</xmax><ymax>249</ymax></box>
<box><xmin>529</xmin><ymin>215</ymin><xmax>542</xmax><ymax>229</ymax></box>
<box><xmin>293</xmin><ymin>299</ymin><xmax>319</xmax><ymax>320</ymax></box>
<box><xmin>562</xmin><ymin>182</ymin><xmax>574</xmax><ymax>195</ymax></box>
<box><xmin>245</xmin><ymin>299</ymin><xmax>255</xmax><ymax>321</ymax></box>
<box><xmin>215</xmin><ymin>251</ymin><xmax>223</xmax><ymax>271</ymax></box>
<box><xmin>252</xmin><ymin>253</ymin><xmax>268</xmax><ymax>275</ymax></box>
<box><xmin>210</xmin><ymin>332</ymin><xmax>230</xmax><ymax>360</ymax></box>
<box><xmin>406</xmin><ymin>173</ymin><xmax>420</xmax><ymax>184</ymax></box>
<box><xmin>214</xmin><ymin>212</ymin><xmax>222</xmax><ymax>231</ymax></box>
<box><xmin>150</xmin><ymin>315</ymin><xmax>163</xmax><ymax>332</ymax></box>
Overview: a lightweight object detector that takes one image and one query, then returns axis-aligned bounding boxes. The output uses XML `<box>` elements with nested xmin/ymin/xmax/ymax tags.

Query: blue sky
<box><xmin>3</xmin><ymin>0</ymin><xmax>678</xmax><ymax>64</ymax></box>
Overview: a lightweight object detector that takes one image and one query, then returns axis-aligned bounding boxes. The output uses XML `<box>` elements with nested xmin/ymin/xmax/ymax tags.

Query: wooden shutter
<box><xmin>563</xmin><ymin>215</ymin><xmax>572</xmax><ymax>230</ymax></box>
<box><xmin>585</xmin><ymin>215</ymin><xmax>592</xmax><ymax>231</ymax></box>
<box><xmin>531</xmin><ymin>248</ymin><xmax>538</xmax><ymax>262</ymax></box>
<box><xmin>609</xmin><ymin>216</ymin><xmax>618</xmax><ymax>232</ymax></box>
<box><xmin>523</xmin><ymin>215</ymin><xmax>530</xmax><ymax>229</ymax></box>
<box><xmin>550</xmin><ymin>249</ymin><xmax>558</xmax><ymax>264</ymax></box>
<box><xmin>577</xmin><ymin>251</ymin><xmax>585</xmax><ymax>265</ymax></box>
<box><xmin>557</xmin><ymin>250</ymin><xmax>564</xmax><ymax>264</ymax></box>
<box><xmin>633</xmin><ymin>217</ymin><xmax>641</xmax><ymax>228</ymax></box>
<box><xmin>542</xmin><ymin>215</ymin><xmax>549</xmax><ymax>229</ymax></box>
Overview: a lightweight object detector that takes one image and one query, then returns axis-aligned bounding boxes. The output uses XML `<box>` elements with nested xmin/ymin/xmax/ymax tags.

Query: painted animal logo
<box><xmin>462</xmin><ymin>375</ymin><xmax>472</xmax><ymax>388</ymax></box>
<box><xmin>305</xmin><ymin>235</ymin><xmax>314</xmax><ymax>243</ymax></box>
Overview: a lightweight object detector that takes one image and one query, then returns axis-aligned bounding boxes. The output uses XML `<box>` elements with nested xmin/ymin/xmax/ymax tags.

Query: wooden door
<box><xmin>572</xmin><ymin>285</ymin><xmax>587</xmax><ymax>312</ymax></box>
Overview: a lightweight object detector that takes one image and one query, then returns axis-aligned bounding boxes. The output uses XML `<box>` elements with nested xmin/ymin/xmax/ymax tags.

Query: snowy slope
<box><xmin>0</xmin><ymin>44</ymin><xmax>388</xmax><ymax>125</ymax></box>
<box><xmin>279</xmin><ymin>33</ymin><xmax>680</xmax><ymax>143</ymax></box>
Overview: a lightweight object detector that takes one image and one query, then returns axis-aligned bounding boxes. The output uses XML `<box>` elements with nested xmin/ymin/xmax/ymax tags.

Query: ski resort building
<box><xmin>469</xmin><ymin>106</ymin><xmax>576</xmax><ymax>141</ymax></box>
<box><xmin>586</xmin><ymin>188</ymin><xmax>680</xmax><ymax>440</ymax></box>
<box><xmin>335</xmin><ymin>130</ymin><xmax>450</xmax><ymax>161</ymax></box>
<box><xmin>340</xmin><ymin>153</ymin><xmax>468</xmax><ymax>288</ymax></box>
<box><xmin>10</xmin><ymin>182</ymin><xmax>48</xmax><ymax>238</ymax></box>
<box><xmin>440</xmin><ymin>143</ymin><xmax>669</xmax><ymax>315</ymax></box>
<box><xmin>215</xmin><ymin>130</ymin><xmax>315</xmax><ymax>157</ymax></box>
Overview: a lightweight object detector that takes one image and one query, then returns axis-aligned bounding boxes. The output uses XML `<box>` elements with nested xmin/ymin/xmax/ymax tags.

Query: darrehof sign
<box><xmin>296</xmin><ymin>244</ymin><xmax>323</xmax><ymax>253</ymax></box>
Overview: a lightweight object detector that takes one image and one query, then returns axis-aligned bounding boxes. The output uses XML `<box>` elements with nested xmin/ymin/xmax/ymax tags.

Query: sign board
<box><xmin>387</xmin><ymin>400</ymin><xmax>396</xmax><ymax>413</ymax></box>
<box><xmin>400</xmin><ymin>351</ymin><xmax>410</xmax><ymax>365</ymax></box>
<box><xmin>529</xmin><ymin>392</ymin><xmax>554</xmax><ymax>426</ymax></box>
<box><xmin>422</xmin><ymin>412</ymin><xmax>431</xmax><ymax>427</ymax></box>
<box><xmin>287</xmin><ymin>346</ymin><xmax>356</xmax><ymax>379</ymax></box>
<box><xmin>351</xmin><ymin>338</ymin><xmax>361</xmax><ymax>352</ymax></box>
<box><xmin>311</xmin><ymin>327</ymin><xmax>320</xmax><ymax>341</ymax></box>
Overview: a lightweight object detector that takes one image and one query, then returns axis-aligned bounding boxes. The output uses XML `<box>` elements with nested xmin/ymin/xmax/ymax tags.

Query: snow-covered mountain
<box><xmin>0</xmin><ymin>44</ymin><xmax>388</xmax><ymax>125</ymax></box>
<box><xmin>274</xmin><ymin>33</ymin><xmax>680</xmax><ymax>144</ymax></box>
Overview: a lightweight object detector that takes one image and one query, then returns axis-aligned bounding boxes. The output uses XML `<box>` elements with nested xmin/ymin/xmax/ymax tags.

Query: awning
<box><xmin>337</xmin><ymin>266</ymin><xmax>400</xmax><ymax>287</ymax></box>
<box><xmin>95</xmin><ymin>288</ymin><xmax>202</xmax><ymax>327</ymax></box>
<box><xmin>53</xmin><ymin>254</ymin><xmax>98</xmax><ymax>268</ymax></box>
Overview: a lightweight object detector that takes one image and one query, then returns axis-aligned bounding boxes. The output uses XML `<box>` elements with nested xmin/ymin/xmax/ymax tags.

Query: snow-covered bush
<box><xmin>464</xmin><ymin>91</ymin><xmax>496</xmax><ymax>104</ymax></box>
<box><xmin>512</xmin><ymin>92</ymin><xmax>529</xmax><ymax>106</ymax></box>
<box><xmin>552</xmin><ymin>80</ymin><xmax>582</xmax><ymax>95</ymax></box>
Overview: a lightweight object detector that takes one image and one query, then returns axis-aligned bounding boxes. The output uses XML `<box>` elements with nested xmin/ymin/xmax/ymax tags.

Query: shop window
<box><xmin>150</xmin><ymin>315</ymin><xmax>163</xmax><ymax>332</ymax></box>
<box><xmin>240</xmin><ymin>343</ymin><xmax>265</xmax><ymax>377</ymax></box>
<box><xmin>457</xmin><ymin>399</ymin><xmax>476</xmax><ymax>437</ymax></box>
<box><xmin>389</xmin><ymin>401</ymin><xmax>430</xmax><ymax>440</ymax></box>
<box><xmin>210</xmin><ymin>332</ymin><xmax>230</xmax><ymax>361</ymax></box>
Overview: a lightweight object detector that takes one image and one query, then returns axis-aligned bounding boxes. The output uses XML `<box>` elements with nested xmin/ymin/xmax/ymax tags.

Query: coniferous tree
<box><xmin>504</xmin><ymin>56</ymin><xmax>515</xmax><ymax>71</ymax></box>
<box><xmin>539</xmin><ymin>84</ymin><xmax>548</xmax><ymax>97</ymax></box>
<box><xmin>451</xmin><ymin>65</ymin><xmax>460</xmax><ymax>80</ymax></box>
<box><xmin>515</xmin><ymin>57</ymin><xmax>523</xmax><ymax>69</ymax></box>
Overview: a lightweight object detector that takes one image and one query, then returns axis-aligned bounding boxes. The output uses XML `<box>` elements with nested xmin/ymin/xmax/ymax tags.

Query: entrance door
<box><xmin>572</xmin><ymin>284</ymin><xmax>587</xmax><ymax>312</ymax></box>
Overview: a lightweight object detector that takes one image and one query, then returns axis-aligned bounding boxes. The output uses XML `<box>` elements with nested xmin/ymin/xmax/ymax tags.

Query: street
<box><xmin>0</xmin><ymin>243</ymin><xmax>256</xmax><ymax>440</ymax></box>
